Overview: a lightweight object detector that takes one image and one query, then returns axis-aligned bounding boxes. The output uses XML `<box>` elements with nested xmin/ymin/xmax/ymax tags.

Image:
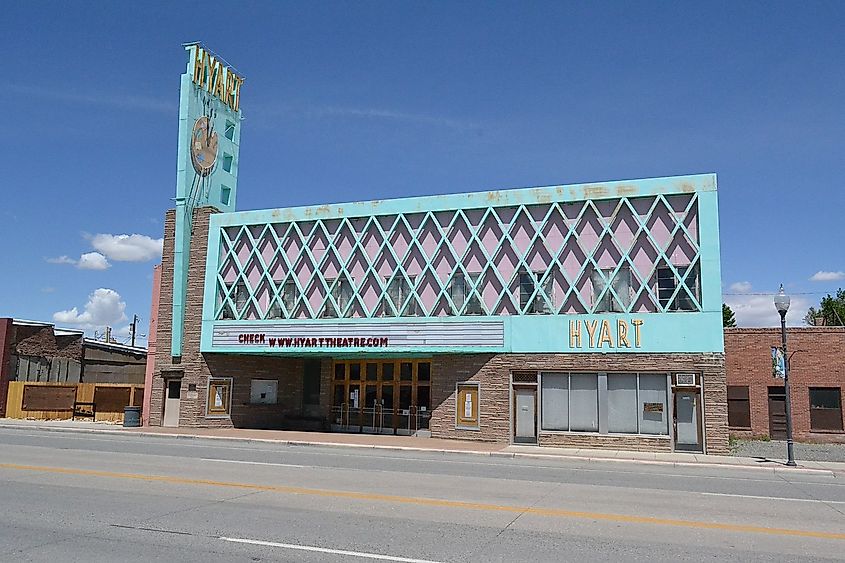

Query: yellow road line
<box><xmin>1</xmin><ymin>462</ymin><xmax>843</xmax><ymax>541</ymax></box>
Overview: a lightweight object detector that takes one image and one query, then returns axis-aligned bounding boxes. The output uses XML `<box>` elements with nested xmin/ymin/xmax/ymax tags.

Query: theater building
<box><xmin>149</xmin><ymin>44</ymin><xmax>728</xmax><ymax>454</ymax></box>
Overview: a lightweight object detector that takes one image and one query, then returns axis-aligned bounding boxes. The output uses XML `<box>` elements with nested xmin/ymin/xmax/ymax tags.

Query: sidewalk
<box><xmin>2</xmin><ymin>418</ymin><xmax>844</xmax><ymax>476</ymax></box>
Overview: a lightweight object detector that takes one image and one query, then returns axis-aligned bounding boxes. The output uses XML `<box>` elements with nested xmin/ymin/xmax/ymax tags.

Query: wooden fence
<box><xmin>5</xmin><ymin>382</ymin><xmax>144</xmax><ymax>423</ymax></box>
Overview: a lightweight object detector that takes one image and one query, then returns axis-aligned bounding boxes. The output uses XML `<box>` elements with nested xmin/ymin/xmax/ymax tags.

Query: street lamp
<box><xmin>774</xmin><ymin>284</ymin><xmax>797</xmax><ymax>467</ymax></box>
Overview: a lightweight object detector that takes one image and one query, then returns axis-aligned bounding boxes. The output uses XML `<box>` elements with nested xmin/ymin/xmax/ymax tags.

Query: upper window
<box><xmin>592</xmin><ymin>266</ymin><xmax>631</xmax><ymax>313</ymax></box>
<box><xmin>449</xmin><ymin>273</ymin><xmax>483</xmax><ymax>315</ymax></box>
<box><xmin>283</xmin><ymin>280</ymin><xmax>297</xmax><ymax>315</ymax></box>
<box><xmin>224</xmin><ymin>120</ymin><xmax>236</xmax><ymax>141</ymax></box>
<box><xmin>322</xmin><ymin>276</ymin><xmax>353</xmax><ymax>318</ymax></box>
<box><xmin>519</xmin><ymin>270</ymin><xmax>552</xmax><ymax>314</ymax></box>
<box><xmin>383</xmin><ymin>275</ymin><xmax>417</xmax><ymax>317</ymax></box>
<box><xmin>657</xmin><ymin>264</ymin><xmax>700</xmax><ymax>311</ymax></box>
<box><xmin>809</xmin><ymin>388</ymin><xmax>843</xmax><ymax>431</ymax></box>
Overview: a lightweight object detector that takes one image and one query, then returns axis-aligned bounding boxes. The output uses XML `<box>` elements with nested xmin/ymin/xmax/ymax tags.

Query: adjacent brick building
<box><xmin>725</xmin><ymin>327</ymin><xmax>845</xmax><ymax>443</ymax></box>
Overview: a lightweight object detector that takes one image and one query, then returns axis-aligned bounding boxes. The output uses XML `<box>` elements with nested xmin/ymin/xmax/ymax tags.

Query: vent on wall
<box><xmin>512</xmin><ymin>371</ymin><xmax>538</xmax><ymax>383</ymax></box>
<box><xmin>676</xmin><ymin>373</ymin><xmax>696</xmax><ymax>386</ymax></box>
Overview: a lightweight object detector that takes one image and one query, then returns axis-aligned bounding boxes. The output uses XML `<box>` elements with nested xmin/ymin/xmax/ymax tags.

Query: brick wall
<box><xmin>429</xmin><ymin>352</ymin><xmax>728</xmax><ymax>455</ymax></box>
<box><xmin>725</xmin><ymin>327</ymin><xmax>845</xmax><ymax>443</ymax></box>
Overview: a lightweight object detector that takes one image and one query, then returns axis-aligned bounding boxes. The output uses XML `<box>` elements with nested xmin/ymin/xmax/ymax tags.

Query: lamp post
<box><xmin>774</xmin><ymin>284</ymin><xmax>797</xmax><ymax>467</ymax></box>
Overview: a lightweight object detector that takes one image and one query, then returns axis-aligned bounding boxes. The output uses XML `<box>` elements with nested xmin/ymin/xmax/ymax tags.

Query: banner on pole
<box><xmin>772</xmin><ymin>346</ymin><xmax>785</xmax><ymax>379</ymax></box>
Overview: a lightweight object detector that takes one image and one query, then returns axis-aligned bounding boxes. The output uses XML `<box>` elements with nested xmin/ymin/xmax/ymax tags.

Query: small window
<box><xmin>418</xmin><ymin>362</ymin><xmax>431</xmax><ymax>382</ymax></box>
<box><xmin>384</xmin><ymin>275</ymin><xmax>417</xmax><ymax>317</ymax></box>
<box><xmin>220</xmin><ymin>185</ymin><xmax>231</xmax><ymax>206</ymax></box>
<box><xmin>207</xmin><ymin>378</ymin><xmax>232</xmax><ymax>417</ymax></box>
<box><xmin>728</xmin><ymin>386</ymin><xmax>751</xmax><ymax>429</ymax></box>
<box><xmin>222</xmin><ymin>153</ymin><xmax>234</xmax><ymax>173</ymax></box>
<box><xmin>592</xmin><ymin>267</ymin><xmax>631</xmax><ymax>313</ymax></box>
<box><xmin>322</xmin><ymin>277</ymin><xmax>352</xmax><ymax>318</ymax></box>
<box><xmin>266</xmin><ymin>300</ymin><xmax>282</xmax><ymax>319</ymax></box>
<box><xmin>809</xmin><ymin>388</ymin><xmax>843</xmax><ymax>431</ymax></box>
<box><xmin>283</xmin><ymin>280</ymin><xmax>297</xmax><ymax>314</ymax></box>
<box><xmin>519</xmin><ymin>271</ymin><xmax>534</xmax><ymax>312</ymax></box>
<box><xmin>250</xmin><ymin>379</ymin><xmax>278</xmax><ymax>404</ymax></box>
<box><xmin>449</xmin><ymin>273</ymin><xmax>466</xmax><ymax>314</ymax></box>
<box><xmin>234</xmin><ymin>281</ymin><xmax>249</xmax><ymax>314</ymax></box>
<box><xmin>224</xmin><ymin>120</ymin><xmax>236</xmax><ymax>141</ymax></box>
<box><xmin>657</xmin><ymin>265</ymin><xmax>700</xmax><ymax>311</ymax></box>
<box><xmin>519</xmin><ymin>271</ymin><xmax>550</xmax><ymax>314</ymax></box>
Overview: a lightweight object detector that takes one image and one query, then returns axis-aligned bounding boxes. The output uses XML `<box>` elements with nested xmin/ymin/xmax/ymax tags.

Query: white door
<box><xmin>163</xmin><ymin>379</ymin><xmax>181</xmax><ymax>427</ymax></box>
<box><xmin>514</xmin><ymin>388</ymin><xmax>536</xmax><ymax>443</ymax></box>
<box><xmin>674</xmin><ymin>391</ymin><xmax>700</xmax><ymax>451</ymax></box>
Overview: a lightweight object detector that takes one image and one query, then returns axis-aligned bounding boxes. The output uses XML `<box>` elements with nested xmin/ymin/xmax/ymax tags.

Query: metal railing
<box><xmin>331</xmin><ymin>404</ymin><xmax>431</xmax><ymax>435</ymax></box>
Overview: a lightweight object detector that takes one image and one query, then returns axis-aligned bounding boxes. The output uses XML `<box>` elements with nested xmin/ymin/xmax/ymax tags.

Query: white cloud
<box><xmin>77</xmin><ymin>252</ymin><xmax>111</xmax><ymax>270</ymax></box>
<box><xmin>90</xmin><ymin>234</ymin><xmax>163</xmax><ymax>262</ymax></box>
<box><xmin>723</xmin><ymin>283</ymin><xmax>810</xmax><ymax>327</ymax></box>
<box><xmin>729</xmin><ymin>281</ymin><xmax>753</xmax><ymax>293</ymax></box>
<box><xmin>53</xmin><ymin>288</ymin><xmax>127</xmax><ymax>330</ymax></box>
<box><xmin>47</xmin><ymin>255</ymin><xmax>77</xmax><ymax>265</ymax></box>
<box><xmin>810</xmin><ymin>271</ymin><xmax>845</xmax><ymax>282</ymax></box>
<box><xmin>47</xmin><ymin>252</ymin><xmax>111</xmax><ymax>270</ymax></box>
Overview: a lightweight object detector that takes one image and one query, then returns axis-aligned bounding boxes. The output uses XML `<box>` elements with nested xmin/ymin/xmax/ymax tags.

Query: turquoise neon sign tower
<box><xmin>172</xmin><ymin>43</ymin><xmax>244</xmax><ymax>356</ymax></box>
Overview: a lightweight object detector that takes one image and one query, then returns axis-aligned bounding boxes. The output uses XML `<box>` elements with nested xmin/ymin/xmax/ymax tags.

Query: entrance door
<box><xmin>768</xmin><ymin>386</ymin><xmax>787</xmax><ymax>440</ymax></box>
<box><xmin>162</xmin><ymin>379</ymin><xmax>181</xmax><ymax>427</ymax></box>
<box><xmin>513</xmin><ymin>387</ymin><xmax>537</xmax><ymax>444</ymax></box>
<box><xmin>674</xmin><ymin>391</ymin><xmax>701</xmax><ymax>451</ymax></box>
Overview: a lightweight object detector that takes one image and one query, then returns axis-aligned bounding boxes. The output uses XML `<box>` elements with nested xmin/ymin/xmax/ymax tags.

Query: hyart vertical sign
<box><xmin>172</xmin><ymin>43</ymin><xmax>244</xmax><ymax>356</ymax></box>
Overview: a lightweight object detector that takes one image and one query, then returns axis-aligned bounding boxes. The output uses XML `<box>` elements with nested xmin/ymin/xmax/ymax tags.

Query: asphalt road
<box><xmin>0</xmin><ymin>428</ymin><xmax>844</xmax><ymax>562</ymax></box>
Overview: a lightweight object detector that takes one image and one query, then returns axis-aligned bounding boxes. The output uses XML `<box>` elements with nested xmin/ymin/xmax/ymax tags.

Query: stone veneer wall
<box><xmin>429</xmin><ymin>352</ymin><xmax>728</xmax><ymax>455</ymax></box>
<box><xmin>149</xmin><ymin>207</ymin><xmax>332</xmax><ymax>428</ymax></box>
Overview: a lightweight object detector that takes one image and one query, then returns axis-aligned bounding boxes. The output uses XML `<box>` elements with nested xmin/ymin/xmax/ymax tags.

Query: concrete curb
<box><xmin>1</xmin><ymin>422</ymin><xmax>839</xmax><ymax>476</ymax></box>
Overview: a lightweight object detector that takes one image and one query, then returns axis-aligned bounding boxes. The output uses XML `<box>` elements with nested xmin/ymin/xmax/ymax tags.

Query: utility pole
<box><xmin>130</xmin><ymin>314</ymin><xmax>138</xmax><ymax>347</ymax></box>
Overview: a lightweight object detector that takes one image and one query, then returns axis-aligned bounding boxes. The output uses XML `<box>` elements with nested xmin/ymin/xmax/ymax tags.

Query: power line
<box><xmin>723</xmin><ymin>291</ymin><xmax>837</xmax><ymax>296</ymax></box>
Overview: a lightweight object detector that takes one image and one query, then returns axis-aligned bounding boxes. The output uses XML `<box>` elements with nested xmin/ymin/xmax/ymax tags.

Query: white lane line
<box><xmin>219</xmin><ymin>537</ymin><xmax>443</xmax><ymax>562</ymax></box>
<box><xmin>701</xmin><ymin>492</ymin><xmax>845</xmax><ymax>504</ymax></box>
<box><xmin>201</xmin><ymin>458</ymin><xmax>307</xmax><ymax>468</ymax></box>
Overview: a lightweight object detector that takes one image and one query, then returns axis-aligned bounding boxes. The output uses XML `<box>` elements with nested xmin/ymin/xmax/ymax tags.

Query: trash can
<box><xmin>123</xmin><ymin>406</ymin><xmax>142</xmax><ymax>427</ymax></box>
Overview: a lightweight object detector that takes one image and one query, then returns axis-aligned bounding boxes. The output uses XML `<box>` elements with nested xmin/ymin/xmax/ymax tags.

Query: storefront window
<box><xmin>638</xmin><ymin>374</ymin><xmax>668</xmax><ymax>435</ymax></box>
<box><xmin>541</xmin><ymin>373</ymin><xmax>568</xmax><ymax>431</ymax></box>
<box><xmin>541</xmin><ymin>372</ymin><xmax>670</xmax><ymax>436</ymax></box>
<box><xmin>607</xmin><ymin>374</ymin><xmax>638</xmax><ymax>433</ymax></box>
<box><xmin>569</xmin><ymin>373</ymin><xmax>598</xmax><ymax>432</ymax></box>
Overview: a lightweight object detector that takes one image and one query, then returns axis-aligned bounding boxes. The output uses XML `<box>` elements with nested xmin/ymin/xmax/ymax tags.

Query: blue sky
<box><xmin>1</xmin><ymin>1</ymin><xmax>842</xmax><ymax>343</ymax></box>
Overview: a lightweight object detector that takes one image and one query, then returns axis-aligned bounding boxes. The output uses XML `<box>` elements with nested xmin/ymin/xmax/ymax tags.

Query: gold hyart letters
<box><xmin>192</xmin><ymin>46</ymin><xmax>244</xmax><ymax>112</ymax></box>
<box><xmin>569</xmin><ymin>319</ymin><xmax>643</xmax><ymax>349</ymax></box>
